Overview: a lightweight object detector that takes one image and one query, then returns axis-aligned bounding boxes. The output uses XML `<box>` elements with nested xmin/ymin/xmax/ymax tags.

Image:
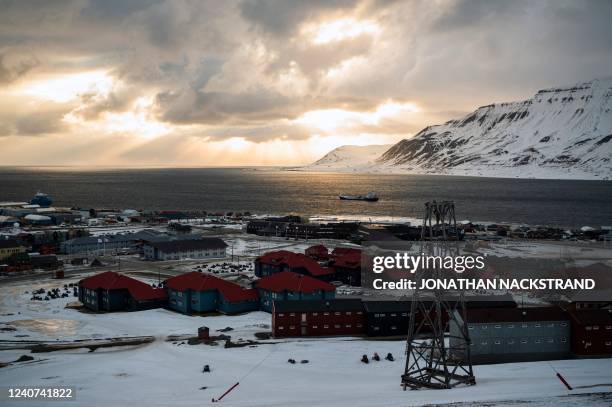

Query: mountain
<box><xmin>305</xmin><ymin>144</ymin><xmax>392</xmax><ymax>171</ymax></box>
<box><xmin>305</xmin><ymin>78</ymin><xmax>612</xmax><ymax>180</ymax></box>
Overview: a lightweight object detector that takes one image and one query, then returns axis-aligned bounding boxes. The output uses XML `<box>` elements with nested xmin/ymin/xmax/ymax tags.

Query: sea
<box><xmin>0</xmin><ymin>167</ymin><xmax>611</xmax><ymax>228</ymax></box>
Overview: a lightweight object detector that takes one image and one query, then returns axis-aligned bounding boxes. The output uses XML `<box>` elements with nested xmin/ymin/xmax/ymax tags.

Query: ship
<box><xmin>338</xmin><ymin>192</ymin><xmax>379</xmax><ymax>202</ymax></box>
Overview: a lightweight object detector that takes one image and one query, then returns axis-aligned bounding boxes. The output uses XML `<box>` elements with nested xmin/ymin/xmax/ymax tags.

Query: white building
<box><xmin>143</xmin><ymin>238</ymin><xmax>227</xmax><ymax>261</ymax></box>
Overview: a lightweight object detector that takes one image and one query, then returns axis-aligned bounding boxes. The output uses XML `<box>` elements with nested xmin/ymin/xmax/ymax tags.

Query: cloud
<box><xmin>0</xmin><ymin>0</ymin><xmax>612</xmax><ymax>165</ymax></box>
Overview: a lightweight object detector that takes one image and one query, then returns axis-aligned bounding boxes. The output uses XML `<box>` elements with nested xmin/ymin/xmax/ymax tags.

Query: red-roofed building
<box><xmin>165</xmin><ymin>272</ymin><xmax>258</xmax><ymax>314</ymax></box>
<box><xmin>78</xmin><ymin>271</ymin><xmax>167</xmax><ymax>312</ymax></box>
<box><xmin>305</xmin><ymin>245</ymin><xmax>329</xmax><ymax>260</ymax></box>
<box><xmin>254</xmin><ymin>250</ymin><xmax>335</xmax><ymax>281</ymax></box>
<box><xmin>330</xmin><ymin>248</ymin><xmax>362</xmax><ymax>286</ymax></box>
<box><xmin>254</xmin><ymin>271</ymin><xmax>336</xmax><ymax>312</ymax></box>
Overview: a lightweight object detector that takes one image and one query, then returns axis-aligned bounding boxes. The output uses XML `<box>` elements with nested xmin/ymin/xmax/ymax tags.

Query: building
<box><xmin>451</xmin><ymin>307</ymin><xmax>570</xmax><ymax>364</ymax></box>
<box><xmin>363</xmin><ymin>300</ymin><xmax>412</xmax><ymax>337</ymax></box>
<box><xmin>28</xmin><ymin>254</ymin><xmax>62</xmax><ymax>270</ymax></box>
<box><xmin>0</xmin><ymin>239</ymin><xmax>25</xmax><ymax>261</ymax></box>
<box><xmin>165</xmin><ymin>272</ymin><xmax>258</xmax><ymax>314</ymax></box>
<box><xmin>272</xmin><ymin>299</ymin><xmax>365</xmax><ymax>338</ymax></box>
<box><xmin>570</xmin><ymin>309</ymin><xmax>612</xmax><ymax>358</ymax></box>
<box><xmin>254</xmin><ymin>250</ymin><xmax>334</xmax><ymax>280</ymax></box>
<box><xmin>255</xmin><ymin>271</ymin><xmax>336</xmax><ymax>312</ymax></box>
<box><xmin>143</xmin><ymin>238</ymin><xmax>227</xmax><ymax>260</ymax></box>
<box><xmin>78</xmin><ymin>271</ymin><xmax>167</xmax><ymax>312</ymax></box>
<box><xmin>329</xmin><ymin>247</ymin><xmax>362</xmax><ymax>286</ymax></box>
<box><xmin>305</xmin><ymin>244</ymin><xmax>329</xmax><ymax>260</ymax></box>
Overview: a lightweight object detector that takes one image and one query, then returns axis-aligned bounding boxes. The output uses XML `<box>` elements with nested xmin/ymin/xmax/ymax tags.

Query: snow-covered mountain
<box><xmin>305</xmin><ymin>77</ymin><xmax>612</xmax><ymax>180</ymax></box>
<box><xmin>306</xmin><ymin>144</ymin><xmax>392</xmax><ymax>171</ymax></box>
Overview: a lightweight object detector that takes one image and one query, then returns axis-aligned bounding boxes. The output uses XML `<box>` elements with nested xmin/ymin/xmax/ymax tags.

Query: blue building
<box><xmin>165</xmin><ymin>272</ymin><xmax>259</xmax><ymax>315</ymax></box>
<box><xmin>255</xmin><ymin>271</ymin><xmax>336</xmax><ymax>312</ymax></box>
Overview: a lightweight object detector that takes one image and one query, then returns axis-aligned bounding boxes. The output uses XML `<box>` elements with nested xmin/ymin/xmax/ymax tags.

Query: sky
<box><xmin>1</xmin><ymin>0</ymin><xmax>612</xmax><ymax>167</ymax></box>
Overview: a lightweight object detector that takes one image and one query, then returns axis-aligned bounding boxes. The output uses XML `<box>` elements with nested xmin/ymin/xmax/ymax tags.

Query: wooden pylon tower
<box><xmin>401</xmin><ymin>200</ymin><xmax>476</xmax><ymax>390</ymax></box>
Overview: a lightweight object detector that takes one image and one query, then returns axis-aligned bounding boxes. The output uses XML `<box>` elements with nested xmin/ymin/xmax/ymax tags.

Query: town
<box><xmin>1</xmin><ymin>192</ymin><xmax>612</xmax><ymax>404</ymax></box>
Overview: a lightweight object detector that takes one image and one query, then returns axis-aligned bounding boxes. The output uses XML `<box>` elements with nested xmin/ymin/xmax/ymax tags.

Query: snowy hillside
<box><xmin>305</xmin><ymin>144</ymin><xmax>392</xmax><ymax>171</ymax></box>
<box><xmin>305</xmin><ymin>78</ymin><xmax>612</xmax><ymax>180</ymax></box>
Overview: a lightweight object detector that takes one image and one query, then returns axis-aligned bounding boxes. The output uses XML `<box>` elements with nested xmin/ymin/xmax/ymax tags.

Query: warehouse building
<box><xmin>272</xmin><ymin>298</ymin><xmax>365</xmax><ymax>338</ymax></box>
<box><xmin>78</xmin><ymin>271</ymin><xmax>167</xmax><ymax>312</ymax></box>
<box><xmin>255</xmin><ymin>271</ymin><xmax>336</xmax><ymax>312</ymax></box>
<box><xmin>143</xmin><ymin>238</ymin><xmax>227</xmax><ymax>260</ymax></box>
<box><xmin>165</xmin><ymin>272</ymin><xmax>258</xmax><ymax>314</ymax></box>
<box><xmin>450</xmin><ymin>307</ymin><xmax>570</xmax><ymax>364</ymax></box>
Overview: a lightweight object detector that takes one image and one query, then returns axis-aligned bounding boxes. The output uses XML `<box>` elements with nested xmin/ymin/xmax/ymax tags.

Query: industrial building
<box><xmin>78</xmin><ymin>271</ymin><xmax>167</xmax><ymax>312</ymax></box>
<box><xmin>450</xmin><ymin>307</ymin><xmax>570</xmax><ymax>364</ymax></box>
<box><xmin>165</xmin><ymin>272</ymin><xmax>258</xmax><ymax>314</ymax></box>
<box><xmin>255</xmin><ymin>271</ymin><xmax>336</xmax><ymax>312</ymax></box>
<box><xmin>272</xmin><ymin>298</ymin><xmax>365</xmax><ymax>338</ymax></box>
<box><xmin>143</xmin><ymin>238</ymin><xmax>227</xmax><ymax>260</ymax></box>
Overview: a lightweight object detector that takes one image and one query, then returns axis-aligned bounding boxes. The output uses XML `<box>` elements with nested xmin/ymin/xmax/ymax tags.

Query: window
<box><xmin>606</xmin><ymin>326</ymin><xmax>612</xmax><ymax>330</ymax></box>
<box><xmin>605</xmin><ymin>342</ymin><xmax>612</xmax><ymax>346</ymax></box>
<box><xmin>373</xmin><ymin>326</ymin><xmax>379</xmax><ymax>331</ymax></box>
<box><xmin>560</xmin><ymin>322</ymin><xmax>568</xmax><ymax>327</ymax></box>
<box><xmin>177</xmin><ymin>291</ymin><xmax>183</xmax><ymax>298</ymax></box>
<box><xmin>391</xmin><ymin>313</ymin><xmax>397</xmax><ymax>317</ymax></box>
<box><xmin>334</xmin><ymin>312</ymin><xmax>340</xmax><ymax>316</ymax></box>
<box><xmin>508</xmin><ymin>340</ymin><xmax>515</xmax><ymax>345</ymax></box>
<box><xmin>312</xmin><ymin>312</ymin><xmax>318</xmax><ymax>316</ymax></box>
<box><xmin>521</xmin><ymin>339</ymin><xmax>528</xmax><ymax>344</ymax></box>
<box><xmin>495</xmin><ymin>324</ymin><xmax>501</xmax><ymax>329</ymax></box>
<box><xmin>278</xmin><ymin>326</ymin><xmax>284</xmax><ymax>330</ymax></box>
<box><xmin>324</xmin><ymin>325</ymin><xmax>329</xmax><ymax>329</ymax></box>
<box><xmin>290</xmin><ymin>313</ymin><xmax>295</xmax><ymax>317</ymax></box>
<box><xmin>278</xmin><ymin>313</ymin><xmax>284</xmax><ymax>317</ymax></box>
<box><xmin>593</xmin><ymin>326</ymin><xmax>600</xmax><ymax>330</ymax></box>
<box><xmin>481</xmin><ymin>340</ymin><xmax>488</xmax><ymax>345</ymax></box>
<box><xmin>468</xmin><ymin>325</ymin><xmax>474</xmax><ymax>330</ymax></box>
<box><xmin>357</xmin><ymin>312</ymin><xmax>363</xmax><ymax>315</ymax></box>
<box><xmin>289</xmin><ymin>325</ymin><xmax>295</xmax><ymax>329</ymax></box>
<box><xmin>534</xmin><ymin>323</ymin><xmax>541</xmax><ymax>328</ymax></box>
<box><xmin>494</xmin><ymin>340</ymin><xmax>501</xmax><ymax>345</ymax></box>
<box><xmin>391</xmin><ymin>326</ymin><xmax>397</xmax><ymax>330</ymax></box>
<box><xmin>346</xmin><ymin>312</ymin><xmax>352</xmax><ymax>316</ymax></box>
<box><xmin>507</xmin><ymin>324</ymin><xmax>514</xmax><ymax>329</ymax></box>
<box><xmin>547</xmin><ymin>338</ymin><xmax>554</xmax><ymax>343</ymax></box>
<box><xmin>535</xmin><ymin>339</ymin><xmax>542</xmax><ymax>344</ymax></box>
<box><xmin>586</xmin><ymin>326</ymin><xmax>592</xmax><ymax>331</ymax></box>
<box><xmin>312</xmin><ymin>325</ymin><xmax>318</xmax><ymax>329</ymax></box>
<box><xmin>334</xmin><ymin>324</ymin><xmax>340</xmax><ymax>328</ymax></box>
<box><xmin>401</xmin><ymin>313</ymin><xmax>407</xmax><ymax>317</ymax></box>
<box><xmin>561</xmin><ymin>338</ymin><xmax>567</xmax><ymax>342</ymax></box>
<box><xmin>345</xmin><ymin>324</ymin><xmax>351</xmax><ymax>328</ymax></box>
<box><xmin>522</xmin><ymin>324</ymin><xmax>528</xmax><ymax>328</ymax></box>
<box><xmin>357</xmin><ymin>324</ymin><xmax>362</xmax><ymax>328</ymax></box>
<box><xmin>324</xmin><ymin>312</ymin><xmax>329</xmax><ymax>316</ymax></box>
<box><xmin>547</xmin><ymin>323</ymin><xmax>555</xmax><ymax>328</ymax></box>
<box><xmin>481</xmin><ymin>325</ymin><xmax>488</xmax><ymax>330</ymax></box>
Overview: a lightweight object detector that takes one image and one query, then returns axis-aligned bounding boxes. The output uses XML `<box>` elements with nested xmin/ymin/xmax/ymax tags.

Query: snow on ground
<box><xmin>1</xmin><ymin>278</ymin><xmax>612</xmax><ymax>406</ymax></box>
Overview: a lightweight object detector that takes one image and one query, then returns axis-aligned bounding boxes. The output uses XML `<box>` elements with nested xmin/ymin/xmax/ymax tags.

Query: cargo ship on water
<box><xmin>338</xmin><ymin>192</ymin><xmax>379</xmax><ymax>202</ymax></box>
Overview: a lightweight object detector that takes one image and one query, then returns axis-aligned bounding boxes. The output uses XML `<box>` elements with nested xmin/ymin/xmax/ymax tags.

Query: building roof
<box><xmin>273</xmin><ymin>298</ymin><xmax>364</xmax><ymax>313</ymax></box>
<box><xmin>0</xmin><ymin>239</ymin><xmax>22</xmax><ymax>249</ymax></box>
<box><xmin>256</xmin><ymin>271</ymin><xmax>335</xmax><ymax>294</ymax></box>
<box><xmin>148</xmin><ymin>238</ymin><xmax>227</xmax><ymax>253</ymax></box>
<box><xmin>79</xmin><ymin>271</ymin><xmax>167</xmax><ymax>301</ymax></box>
<box><xmin>165</xmin><ymin>272</ymin><xmax>257</xmax><ymax>302</ymax></box>
<box><xmin>464</xmin><ymin>307</ymin><xmax>569</xmax><ymax>323</ymax></box>
<box><xmin>256</xmin><ymin>250</ymin><xmax>334</xmax><ymax>277</ymax></box>
<box><xmin>332</xmin><ymin>249</ymin><xmax>362</xmax><ymax>269</ymax></box>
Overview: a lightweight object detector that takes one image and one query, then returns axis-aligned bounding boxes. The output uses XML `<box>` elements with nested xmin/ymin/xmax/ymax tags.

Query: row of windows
<box><xmin>373</xmin><ymin>313</ymin><xmax>408</xmax><ymax>318</ymax></box>
<box><xmin>585</xmin><ymin>341</ymin><xmax>612</xmax><ymax>346</ymax></box>
<box><xmin>469</xmin><ymin>322</ymin><xmax>568</xmax><ymax>330</ymax></box>
<box><xmin>474</xmin><ymin>337</ymin><xmax>568</xmax><ymax>345</ymax></box>
<box><xmin>277</xmin><ymin>311</ymin><xmax>363</xmax><ymax>317</ymax></box>
<box><xmin>277</xmin><ymin>323</ymin><xmax>363</xmax><ymax>330</ymax></box>
<box><xmin>585</xmin><ymin>325</ymin><xmax>612</xmax><ymax>330</ymax></box>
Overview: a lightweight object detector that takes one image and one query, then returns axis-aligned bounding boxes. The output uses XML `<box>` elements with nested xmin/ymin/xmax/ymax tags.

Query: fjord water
<box><xmin>1</xmin><ymin>167</ymin><xmax>611</xmax><ymax>227</ymax></box>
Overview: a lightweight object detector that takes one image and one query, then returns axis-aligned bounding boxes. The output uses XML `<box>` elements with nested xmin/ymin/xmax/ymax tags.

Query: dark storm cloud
<box><xmin>1</xmin><ymin>0</ymin><xmax>612</xmax><ymax>147</ymax></box>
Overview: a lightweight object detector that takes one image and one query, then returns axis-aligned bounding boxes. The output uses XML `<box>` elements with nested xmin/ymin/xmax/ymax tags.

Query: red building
<box><xmin>78</xmin><ymin>271</ymin><xmax>167</xmax><ymax>312</ymax></box>
<box><xmin>570</xmin><ymin>310</ymin><xmax>612</xmax><ymax>357</ymax></box>
<box><xmin>272</xmin><ymin>298</ymin><xmax>365</xmax><ymax>337</ymax></box>
<box><xmin>254</xmin><ymin>250</ymin><xmax>335</xmax><ymax>280</ymax></box>
<box><xmin>255</xmin><ymin>271</ymin><xmax>336</xmax><ymax>312</ymax></box>
<box><xmin>329</xmin><ymin>248</ymin><xmax>362</xmax><ymax>286</ymax></box>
